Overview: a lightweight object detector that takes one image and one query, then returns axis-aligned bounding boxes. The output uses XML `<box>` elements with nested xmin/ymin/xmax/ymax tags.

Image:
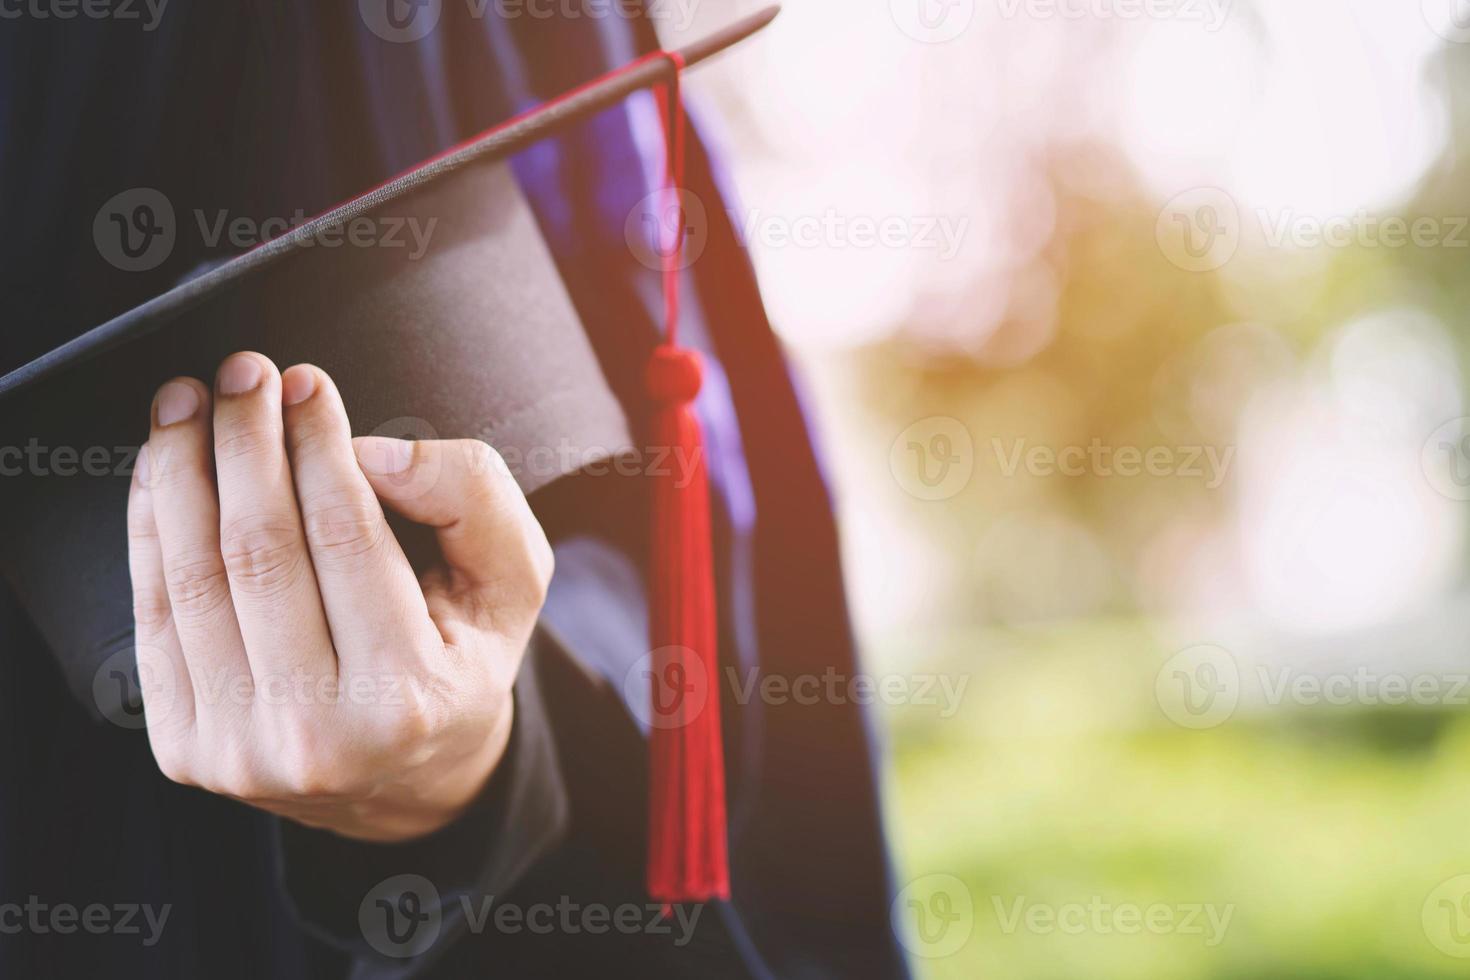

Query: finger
<box><xmin>280</xmin><ymin>365</ymin><xmax>439</xmax><ymax>665</ymax></box>
<box><xmin>126</xmin><ymin>443</ymin><xmax>196</xmax><ymax>744</ymax></box>
<box><xmin>146</xmin><ymin>378</ymin><xmax>252</xmax><ymax>709</ymax></box>
<box><xmin>353</xmin><ymin>437</ymin><xmax>554</xmax><ymax>629</ymax></box>
<box><xmin>211</xmin><ymin>352</ymin><xmax>335</xmax><ymax>678</ymax></box>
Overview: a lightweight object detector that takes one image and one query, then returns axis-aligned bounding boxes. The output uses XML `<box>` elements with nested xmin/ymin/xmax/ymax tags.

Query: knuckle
<box><xmin>280</xmin><ymin>767</ymin><xmax>335</xmax><ymax>799</ymax></box>
<box><xmin>526</xmin><ymin>528</ymin><xmax>555</xmax><ymax>604</ymax></box>
<box><xmin>127</xmin><ymin>495</ymin><xmax>159</xmax><ymax>541</ymax></box>
<box><xmin>382</xmin><ymin>710</ymin><xmax>432</xmax><ymax>750</ymax></box>
<box><xmin>397</xmin><ymin>701</ymin><xmax>435</xmax><ymax>745</ymax></box>
<box><xmin>374</xmin><ymin>686</ymin><xmax>437</xmax><ymax>748</ymax></box>
<box><xmin>205</xmin><ymin>746</ymin><xmax>265</xmax><ymax>800</ymax></box>
<box><xmin>150</xmin><ymin>744</ymin><xmax>195</xmax><ymax>787</ymax></box>
<box><xmin>285</xmin><ymin>407</ymin><xmax>340</xmax><ymax>453</ymax></box>
<box><xmin>460</xmin><ymin>440</ymin><xmax>515</xmax><ymax>500</ymax></box>
<box><xmin>163</xmin><ymin>552</ymin><xmax>233</xmax><ymax>623</ymax></box>
<box><xmin>143</xmin><ymin>449</ymin><xmax>207</xmax><ymax>493</ymax></box>
<box><xmin>131</xmin><ymin>587</ymin><xmax>174</xmax><ymax>631</ymax></box>
<box><xmin>459</xmin><ymin>438</ymin><xmax>500</xmax><ymax>476</ymax></box>
<box><xmin>220</xmin><ymin>515</ymin><xmax>305</xmax><ymax>596</ymax></box>
<box><xmin>274</xmin><ymin>719</ymin><xmax>356</xmax><ymax>797</ymax></box>
<box><xmin>300</xmin><ymin>490</ymin><xmax>385</xmax><ymax>570</ymax></box>
<box><xmin>141</xmin><ymin>441</ymin><xmax>203</xmax><ymax>490</ymax></box>
<box><xmin>491</xmin><ymin>520</ymin><xmax>553</xmax><ymax>613</ymax></box>
<box><xmin>279</xmin><ymin>753</ymin><xmax>348</xmax><ymax>798</ymax></box>
<box><xmin>214</xmin><ymin>423</ymin><xmax>281</xmax><ymax>465</ymax></box>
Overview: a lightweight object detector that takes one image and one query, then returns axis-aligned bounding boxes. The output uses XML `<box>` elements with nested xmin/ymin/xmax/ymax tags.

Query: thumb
<box><xmin>352</xmin><ymin>437</ymin><xmax>554</xmax><ymax>614</ymax></box>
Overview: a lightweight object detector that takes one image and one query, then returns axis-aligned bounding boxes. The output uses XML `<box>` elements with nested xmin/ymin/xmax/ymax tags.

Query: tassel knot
<box><xmin>645</xmin><ymin>346</ymin><xmax>704</xmax><ymax>405</ymax></box>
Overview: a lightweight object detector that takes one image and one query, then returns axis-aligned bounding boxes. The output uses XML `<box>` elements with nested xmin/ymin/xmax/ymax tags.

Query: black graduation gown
<box><xmin>0</xmin><ymin>4</ymin><xmax>911</xmax><ymax>978</ymax></box>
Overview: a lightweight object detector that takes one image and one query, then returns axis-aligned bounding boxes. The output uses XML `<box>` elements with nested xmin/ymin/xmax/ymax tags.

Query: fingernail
<box><xmin>218</xmin><ymin>354</ymin><xmax>264</xmax><ymax>395</ymax></box>
<box><xmin>135</xmin><ymin>444</ymin><xmax>151</xmax><ymax>485</ymax></box>
<box><xmin>281</xmin><ymin>366</ymin><xmax>317</xmax><ymax>406</ymax></box>
<box><xmin>155</xmin><ymin>381</ymin><xmax>199</xmax><ymax>426</ymax></box>
<box><xmin>355</xmin><ymin>437</ymin><xmax>414</xmax><ymax>475</ymax></box>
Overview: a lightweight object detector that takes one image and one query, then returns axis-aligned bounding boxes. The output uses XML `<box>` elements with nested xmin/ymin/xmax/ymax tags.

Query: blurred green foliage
<box><xmin>844</xmin><ymin>31</ymin><xmax>1470</xmax><ymax>979</ymax></box>
<box><xmin>885</xmin><ymin>622</ymin><xmax>1470</xmax><ymax>979</ymax></box>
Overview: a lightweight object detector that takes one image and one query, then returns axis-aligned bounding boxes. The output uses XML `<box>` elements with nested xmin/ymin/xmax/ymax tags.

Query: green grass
<box><xmin>882</xmin><ymin>620</ymin><xmax>1470</xmax><ymax>979</ymax></box>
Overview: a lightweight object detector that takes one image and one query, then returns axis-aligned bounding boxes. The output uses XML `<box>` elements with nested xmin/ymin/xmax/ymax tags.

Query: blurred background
<box><xmin>674</xmin><ymin>1</ymin><xmax>1470</xmax><ymax>976</ymax></box>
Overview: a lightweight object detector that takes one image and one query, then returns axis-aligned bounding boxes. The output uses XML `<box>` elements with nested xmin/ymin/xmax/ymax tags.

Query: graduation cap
<box><xmin>0</xmin><ymin>6</ymin><xmax>780</xmax><ymax>906</ymax></box>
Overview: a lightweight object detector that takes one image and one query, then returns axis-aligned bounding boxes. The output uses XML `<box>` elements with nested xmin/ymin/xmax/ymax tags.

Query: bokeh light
<box><xmin>681</xmin><ymin>1</ymin><xmax>1470</xmax><ymax>975</ymax></box>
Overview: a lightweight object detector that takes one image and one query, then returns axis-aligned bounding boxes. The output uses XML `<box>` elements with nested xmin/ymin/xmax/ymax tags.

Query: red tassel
<box><xmin>644</xmin><ymin>348</ymin><xmax>729</xmax><ymax>905</ymax></box>
<box><xmin>642</xmin><ymin>51</ymin><xmax>730</xmax><ymax>906</ymax></box>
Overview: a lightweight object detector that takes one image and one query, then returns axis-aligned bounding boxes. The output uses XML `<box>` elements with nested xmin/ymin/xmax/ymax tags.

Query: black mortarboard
<box><xmin>0</xmin><ymin>7</ymin><xmax>779</xmax><ymax>906</ymax></box>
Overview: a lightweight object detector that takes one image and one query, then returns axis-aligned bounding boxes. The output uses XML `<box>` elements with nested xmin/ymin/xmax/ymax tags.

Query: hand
<box><xmin>126</xmin><ymin>352</ymin><xmax>553</xmax><ymax>841</ymax></box>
